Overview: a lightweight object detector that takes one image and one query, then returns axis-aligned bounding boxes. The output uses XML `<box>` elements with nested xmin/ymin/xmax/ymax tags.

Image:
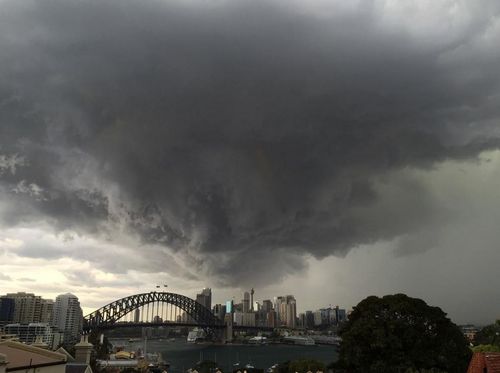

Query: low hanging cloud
<box><xmin>1</xmin><ymin>0</ymin><xmax>500</xmax><ymax>287</ymax></box>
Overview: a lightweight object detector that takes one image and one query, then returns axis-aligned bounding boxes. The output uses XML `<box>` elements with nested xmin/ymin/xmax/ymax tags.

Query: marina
<box><xmin>109</xmin><ymin>338</ymin><xmax>338</xmax><ymax>373</ymax></box>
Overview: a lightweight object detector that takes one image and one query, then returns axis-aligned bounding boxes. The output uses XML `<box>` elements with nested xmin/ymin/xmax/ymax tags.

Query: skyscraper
<box><xmin>262</xmin><ymin>299</ymin><xmax>273</xmax><ymax>313</ymax></box>
<box><xmin>134</xmin><ymin>308</ymin><xmax>140</xmax><ymax>323</ymax></box>
<box><xmin>275</xmin><ymin>295</ymin><xmax>297</xmax><ymax>328</ymax></box>
<box><xmin>285</xmin><ymin>297</ymin><xmax>297</xmax><ymax>328</ymax></box>
<box><xmin>196</xmin><ymin>288</ymin><xmax>212</xmax><ymax>310</ymax></box>
<box><xmin>52</xmin><ymin>293</ymin><xmax>83</xmax><ymax>345</ymax></box>
<box><xmin>242</xmin><ymin>291</ymin><xmax>250</xmax><ymax>313</ymax></box>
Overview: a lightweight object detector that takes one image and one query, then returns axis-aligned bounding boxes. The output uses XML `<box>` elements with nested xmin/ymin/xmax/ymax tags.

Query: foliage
<box><xmin>471</xmin><ymin>344</ymin><xmax>500</xmax><ymax>352</ymax></box>
<box><xmin>194</xmin><ymin>360</ymin><xmax>220</xmax><ymax>373</ymax></box>
<box><xmin>88</xmin><ymin>331</ymin><xmax>113</xmax><ymax>359</ymax></box>
<box><xmin>337</xmin><ymin>294</ymin><xmax>471</xmax><ymax>373</ymax></box>
<box><xmin>288</xmin><ymin>359</ymin><xmax>325</xmax><ymax>373</ymax></box>
<box><xmin>473</xmin><ymin>320</ymin><xmax>500</xmax><ymax>346</ymax></box>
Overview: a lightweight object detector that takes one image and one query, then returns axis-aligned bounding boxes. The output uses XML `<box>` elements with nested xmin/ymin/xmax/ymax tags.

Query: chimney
<box><xmin>32</xmin><ymin>335</ymin><xmax>49</xmax><ymax>349</ymax></box>
<box><xmin>74</xmin><ymin>335</ymin><xmax>93</xmax><ymax>365</ymax></box>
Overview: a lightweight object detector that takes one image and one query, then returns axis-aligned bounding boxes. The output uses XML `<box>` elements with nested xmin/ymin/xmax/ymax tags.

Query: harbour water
<box><xmin>111</xmin><ymin>338</ymin><xmax>338</xmax><ymax>373</ymax></box>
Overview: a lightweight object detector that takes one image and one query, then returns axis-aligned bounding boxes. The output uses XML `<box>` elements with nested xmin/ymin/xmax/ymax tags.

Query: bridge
<box><xmin>83</xmin><ymin>291</ymin><xmax>224</xmax><ymax>332</ymax></box>
<box><xmin>83</xmin><ymin>291</ymin><xmax>274</xmax><ymax>339</ymax></box>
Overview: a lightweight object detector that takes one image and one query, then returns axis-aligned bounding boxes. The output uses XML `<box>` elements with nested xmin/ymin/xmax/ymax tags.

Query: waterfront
<box><xmin>111</xmin><ymin>339</ymin><xmax>338</xmax><ymax>373</ymax></box>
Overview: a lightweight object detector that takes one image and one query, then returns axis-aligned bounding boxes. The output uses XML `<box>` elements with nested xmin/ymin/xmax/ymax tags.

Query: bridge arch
<box><xmin>83</xmin><ymin>291</ymin><xmax>223</xmax><ymax>331</ymax></box>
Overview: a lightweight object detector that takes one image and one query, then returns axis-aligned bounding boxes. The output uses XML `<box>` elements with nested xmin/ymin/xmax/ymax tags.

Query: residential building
<box><xmin>3</xmin><ymin>323</ymin><xmax>62</xmax><ymax>350</ymax></box>
<box><xmin>52</xmin><ymin>293</ymin><xmax>83</xmax><ymax>345</ymax></box>
<box><xmin>0</xmin><ymin>293</ymin><xmax>53</xmax><ymax>325</ymax></box>
<box><xmin>0</xmin><ymin>298</ymin><xmax>15</xmax><ymax>326</ymax></box>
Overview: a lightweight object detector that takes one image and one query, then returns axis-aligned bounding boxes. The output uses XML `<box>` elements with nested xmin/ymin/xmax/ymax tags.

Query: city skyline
<box><xmin>1</xmin><ymin>0</ymin><xmax>500</xmax><ymax>326</ymax></box>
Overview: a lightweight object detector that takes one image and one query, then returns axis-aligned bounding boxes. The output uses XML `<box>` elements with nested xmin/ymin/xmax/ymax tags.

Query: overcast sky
<box><xmin>1</xmin><ymin>0</ymin><xmax>500</xmax><ymax>325</ymax></box>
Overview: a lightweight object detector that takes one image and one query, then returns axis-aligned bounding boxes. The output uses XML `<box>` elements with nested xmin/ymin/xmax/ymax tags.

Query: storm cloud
<box><xmin>1</xmin><ymin>0</ymin><xmax>500</xmax><ymax>287</ymax></box>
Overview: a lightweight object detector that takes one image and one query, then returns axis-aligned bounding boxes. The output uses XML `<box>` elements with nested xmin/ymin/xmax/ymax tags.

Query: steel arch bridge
<box><xmin>83</xmin><ymin>291</ymin><xmax>223</xmax><ymax>332</ymax></box>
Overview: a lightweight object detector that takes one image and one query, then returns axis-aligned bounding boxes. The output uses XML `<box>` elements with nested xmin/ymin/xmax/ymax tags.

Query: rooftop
<box><xmin>0</xmin><ymin>340</ymin><xmax>66</xmax><ymax>371</ymax></box>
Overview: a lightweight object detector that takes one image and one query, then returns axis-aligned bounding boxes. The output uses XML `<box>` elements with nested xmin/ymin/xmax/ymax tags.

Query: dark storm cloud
<box><xmin>1</xmin><ymin>0</ymin><xmax>500</xmax><ymax>286</ymax></box>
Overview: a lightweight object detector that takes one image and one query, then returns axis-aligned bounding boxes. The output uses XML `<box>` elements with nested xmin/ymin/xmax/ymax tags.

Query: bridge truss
<box><xmin>83</xmin><ymin>291</ymin><xmax>224</xmax><ymax>332</ymax></box>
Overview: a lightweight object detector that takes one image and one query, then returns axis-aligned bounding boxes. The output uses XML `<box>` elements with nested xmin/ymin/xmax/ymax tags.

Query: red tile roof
<box><xmin>467</xmin><ymin>352</ymin><xmax>500</xmax><ymax>373</ymax></box>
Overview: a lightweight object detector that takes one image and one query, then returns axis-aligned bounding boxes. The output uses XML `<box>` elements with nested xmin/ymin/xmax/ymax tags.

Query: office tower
<box><xmin>262</xmin><ymin>299</ymin><xmax>273</xmax><ymax>313</ymax></box>
<box><xmin>52</xmin><ymin>293</ymin><xmax>83</xmax><ymax>345</ymax></box>
<box><xmin>134</xmin><ymin>308</ymin><xmax>140</xmax><ymax>323</ymax></box>
<box><xmin>225</xmin><ymin>300</ymin><xmax>233</xmax><ymax>314</ymax></box>
<box><xmin>285</xmin><ymin>297</ymin><xmax>297</xmax><ymax>328</ymax></box>
<box><xmin>196</xmin><ymin>288</ymin><xmax>212</xmax><ymax>310</ymax></box>
<box><xmin>313</xmin><ymin>310</ymin><xmax>323</xmax><ymax>326</ymax></box>
<box><xmin>275</xmin><ymin>295</ymin><xmax>297</xmax><ymax>328</ymax></box>
<box><xmin>298</xmin><ymin>313</ymin><xmax>306</xmax><ymax>328</ymax></box>
<box><xmin>212</xmin><ymin>304</ymin><xmax>226</xmax><ymax>321</ymax></box>
<box><xmin>337</xmin><ymin>307</ymin><xmax>346</xmax><ymax>323</ymax></box>
<box><xmin>242</xmin><ymin>291</ymin><xmax>250</xmax><ymax>313</ymax></box>
<box><xmin>266</xmin><ymin>310</ymin><xmax>277</xmax><ymax>328</ymax></box>
<box><xmin>305</xmin><ymin>310</ymin><xmax>315</xmax><ymax>329</ymax></box>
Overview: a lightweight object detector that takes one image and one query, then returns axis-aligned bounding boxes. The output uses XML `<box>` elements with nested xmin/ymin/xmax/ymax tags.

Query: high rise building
<box><xmin>52</xmin><ymin>293</ymin><xmax>83</xmax><ymax>345</ymax></box>
<box><xmin>196</xmin><ymin>288</ymin><xmax>212</xmax><ymax>310</ymax></box>
<box><xmin>212</xmin><ymin>304</ymin><xmax>226</xmax><ymax>321</ymax></box>
<box><xmin>1</xmin><ymin>293</ymin><xmax>53</xmax><ymax>324</ymax></box>
<box><xmin>285</xmin><ymin>297</ymin><xmax>297</xmax><ymax>328</ymax></box>
<box><xmin>262</xmin><ymin>299</ymin><xmax>273</xmax><ymax>313</ymax></box>
<box><xmin>250</xmin><ymin>288</ymin><xmax>254</xmax><ymax>311</ymax></box>
<box><xmin>0</xmin><ymin>297</ymin><xmax>15</xmax><ymax>325</ymax></box>
<box><xmin>305</xmin><ymin>310</ymin><xmax>315</xmax><ymax>329</ymax></box>
<box><xmin>275</xmin><ymin>295</ymin><xmax>297</xmax><ymax>328</ymax></box>
<box><xmin>242</xmin><ymin>292</ymin><xmax>250</xmax><ymax>313</ymax></box>
<box><xmin>225</xmin><ymin>300</ymin><xmax>233</xmax><ymax>314</ymax></box>
<box><xmin>298</xmin><ymin>313</ymin><xmax>306</xmax><ymax>328</ymax></box>
<box><xmin>266</xmin><ymin>310</ymin><xmax>277</xmax><ymax>328</ymax></box>
<box><xmin>134</xmin><ymin>308</ymin><xmax>140</xmax><ymax>323</ymax></box>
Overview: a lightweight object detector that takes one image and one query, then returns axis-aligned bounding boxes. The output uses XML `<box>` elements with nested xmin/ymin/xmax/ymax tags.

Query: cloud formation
<box><xmin>0</xmin><ymin>0</ymin><xmax>500</xmax><ymax>288</ymax></box>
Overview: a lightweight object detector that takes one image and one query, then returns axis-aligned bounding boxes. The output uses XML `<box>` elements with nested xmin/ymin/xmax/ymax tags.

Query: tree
<box><xmin>337</xmin><ymin>294</ymin><xmax>471</xmax><ymax>373</ymax></box>
<box><xmin>473</xmin><ymin>320</ymin><xmax>500</xmax><ymax>346</ymax></box>
<box><xmin>471</xmin><ymin>344</ymin><xmax>500</xmax><ymax>353</ymax></box>
<box><xmin>277</xmin><ymin>359</ymin><xmax>325</xmax><ymax>373</ymax></box>
<box><xmin>288</xmin><ymin>359</ymin><xmax>325</xmax><ymax>373</ymax></box>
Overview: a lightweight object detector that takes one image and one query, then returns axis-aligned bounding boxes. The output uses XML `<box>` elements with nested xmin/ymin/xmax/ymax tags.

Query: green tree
<box><xmin>471</xmin><ymin>344</ymin><xmax>500</xmax><ymax>353</ymax></box>
<box><xmin>288</xmin><ymin>359</ymin><xmax>325</xmax><ymax>373</ymax></box>
<box><xmin>337</xmin><ymin>294</ymin><xmax>471</xmax><ymax>373</ymax></box>
<box><xmin>473</xmin><ymin>320</ymin><xmax>500</xmax><ymax>346</ymax></box>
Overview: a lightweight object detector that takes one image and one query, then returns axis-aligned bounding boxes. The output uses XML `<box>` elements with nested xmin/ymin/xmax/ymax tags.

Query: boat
<box><xmin>282</xmin><ymin>336</ymin><xmax>315</xmax><ymax>345</ymax></box>
<box><xmin>187</xmin><ymin>328</ymin><xmax>207</xmax><ymax>343</ymax></box>
<box><xmin>249</xmin><ymin>336</ymin><xmax>268</xmax><ymax>345</ymax></box>
<box><xmin>267</xmin><ymin>364</ymin><xmax>279</xmax><ymax>373</ymax></box>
